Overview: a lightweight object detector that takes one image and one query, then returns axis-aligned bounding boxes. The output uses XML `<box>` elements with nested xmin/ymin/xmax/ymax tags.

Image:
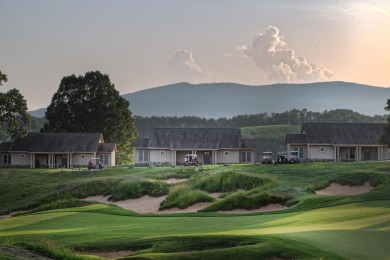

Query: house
<box><xmin>134</xmin><ymin>128</ymin><xmax>256</xmax><ymax>165</ymax></box>
<box><xmin>0</xmin><ymin>132</ymin><xmax>116</xmax><ymax>168</ymax></box>
<box><xmin>286</xmin><ymin>123</ymin><xmax>390</xmax><ymax>162</ymax></box>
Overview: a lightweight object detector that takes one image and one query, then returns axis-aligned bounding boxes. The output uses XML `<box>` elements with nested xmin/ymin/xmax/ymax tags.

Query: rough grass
<box><xmin>159</xmin><ymin>184</ymin><xmax>214</xmax><ymax>210</ymax></box>
<box><xmin>200</xmin><ymin>190</ymin><xmax>287</xmax><ymax>212</ymax></box>
<box><xmin>3</xmin><ymin>238</ymin><xmax>100</xmax><ymax>260</ymax></box>
<box><xmin>109</xmin><ymin>180</ymin><xmax>169</xmax><ymax>201</ymax></box>
<box><xmin>191</xmin><ymin>171</ymin><xmax>274</xmax><ymax>192</ymax></box>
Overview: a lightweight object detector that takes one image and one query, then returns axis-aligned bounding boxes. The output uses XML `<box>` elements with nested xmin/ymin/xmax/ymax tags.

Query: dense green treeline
<box><xmin>0</xmin><ymin>108</ymin><xmax>386</xmax><ymax>142</ymax></box>
<box><xmin>135</xmin><ymin>108</ymin><xmax>386</xmax><ymax>133</ymax></box>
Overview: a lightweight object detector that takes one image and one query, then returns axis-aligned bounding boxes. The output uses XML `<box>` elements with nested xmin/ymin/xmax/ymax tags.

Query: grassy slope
<box><xmin>240</xmin><ymin>125</ymin><xmax>301</xmax><ymax>159</ymax></box>
<box><xmin>0</xmin><ymin>163</ymin><xmax>389</xmax><ymax>259</ymax></box>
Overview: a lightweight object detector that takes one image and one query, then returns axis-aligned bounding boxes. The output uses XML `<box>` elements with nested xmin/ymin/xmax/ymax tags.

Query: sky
<box><xmin>1</xmin><ymin>0</ymin><xmax>390</xmax><ymax>110</ymax></box>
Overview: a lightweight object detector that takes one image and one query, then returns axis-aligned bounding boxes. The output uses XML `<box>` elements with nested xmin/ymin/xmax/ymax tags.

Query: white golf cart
<box><xmin>88</xmin><ymin>158</ymin><xmax>103</xmax><ymax>171</ymax></box>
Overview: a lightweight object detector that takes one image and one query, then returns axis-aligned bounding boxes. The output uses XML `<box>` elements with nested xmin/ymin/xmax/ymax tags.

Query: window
<box><xmin>138</xmin><ymin>150</ymin><xmax>149</xmax><ymax>162</ymax></box>
<box><xmin>224</xmin><ymin>151</ymin><xmax>229</xmax><ymax>156</ymax></box>
<box><xmin>99</xmin><ymin>154</ymin><xmax>109</xmax><ymax>165</ymax></box>
<box><xmin>81</xmin><ymin>154</ymin><xmax>85</xmax><ymax>159</ymax></box>
<box><xmin>3</xmin><ymin>154</ymin><xmax>11</xmax><ymax>165</ymax></box>
<box><xmin>241</xmin><ymin>151</ymin><xmax>252</xmax><ymax>163</ymax></box>
<box><xmin>160</xmin><ymin>151</ymin><xmax>165</xmax><ymax>156</ymax></box>
<box><xmin>320</xmin><ymin>147</ymin><xmax>325</xmax><ymax>152</ymax></box>
<box><xmin>293</xmin><ymin>147</ymin><xmax>304</xmax><ymax>159</ymax></box>
<box><xmin>20</xmin><ymin>154</ymin><xmax>25</xmax><ymax>159</ymax></box>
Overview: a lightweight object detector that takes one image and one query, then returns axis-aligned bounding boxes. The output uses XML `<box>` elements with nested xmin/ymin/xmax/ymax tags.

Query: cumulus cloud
<box><xmin>238</xmin><ymin>26</ymin><xmax>333</xmax><ymax>83</ymax></box>
<box><xmin>168</xmin><ymin>50</ymin><xmax>213</xmax><ymax>83</ymax></box>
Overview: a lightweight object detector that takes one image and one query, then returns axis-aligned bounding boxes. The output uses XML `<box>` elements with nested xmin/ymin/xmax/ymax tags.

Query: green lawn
<box><xmin>0</xmin><ymin>163</ymin><xmax>389</xmax><ymax>259</ymax></box>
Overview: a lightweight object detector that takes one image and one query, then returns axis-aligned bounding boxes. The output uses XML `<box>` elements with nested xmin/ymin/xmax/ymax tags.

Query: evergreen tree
<box><xmin>43</xmin><ymin>71</ymin><xmax>137</xmax><ymax>164</ymax></box>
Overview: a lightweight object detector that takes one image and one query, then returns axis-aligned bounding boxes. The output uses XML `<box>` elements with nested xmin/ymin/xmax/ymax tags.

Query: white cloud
<box><xmin>168</xmin><ymin>50</ymin><xmax>213</xmax><ymax>83</ymax></box>
<box><xmin>238</xmin><ymin>26</ymin><xmax>334</xmax><ymax>83</ymax></box>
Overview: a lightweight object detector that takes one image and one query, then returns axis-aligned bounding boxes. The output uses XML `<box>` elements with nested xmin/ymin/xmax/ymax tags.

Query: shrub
<box><xmin>159</xmin><ymin>184</ymin><xmax>214</xmax><ymax>210</ymax></box>
<box><xmin>192</xmin><ymin>171</ymin><xmax>274</xmax><ymax>192</ymax></box>
<box><xmin>109</xmin><ymin>180</ymin><xmax>169</xmax><ymax>201</ymax></box>
<box><xmin>200</xmin><ymin>190</ymin><xmax>286</xmax><ymax>212</ymax></box>
<box><xmin>28</xmin><ymin>198</ymin><xmax>94</xmax><ymax>214</ymax></box>
<box><xmin>10</xmin><ymin>238</ymin><xmax>90</xmax><ymax>260</ymax></box>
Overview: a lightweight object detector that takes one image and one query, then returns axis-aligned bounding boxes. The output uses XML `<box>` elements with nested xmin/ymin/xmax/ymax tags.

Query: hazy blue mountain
<box><xmin>30</xmin><ymin>81</ymin><xmax>390</xmax><ymax>118</ymax></box>
<box><xmin>123</xmin><ymin>81</ymin><xmax>390</xmax><ymax>118</ymax></box>
<box><xmin>28</xmin><ymin>108</ymin><xmax>46</xmax><ymax>118</ymax></box>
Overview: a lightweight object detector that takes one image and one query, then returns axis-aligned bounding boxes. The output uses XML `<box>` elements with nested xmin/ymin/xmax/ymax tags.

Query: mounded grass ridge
<box><xmin>191</xmin><ymin>171</ymin><xmax>275</xmax><ymax>192</ymax></box>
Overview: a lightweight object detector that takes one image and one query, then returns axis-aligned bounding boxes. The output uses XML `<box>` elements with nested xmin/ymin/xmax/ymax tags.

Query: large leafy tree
<box><xmin>0</xmin><ymin>70</ymin><xmax>31</xmax><ymax>140</ymax></box>
<box><xmin>43</xmin><ymin>71</ymin><xmax>137</xmax><ymax>164</ymax></box>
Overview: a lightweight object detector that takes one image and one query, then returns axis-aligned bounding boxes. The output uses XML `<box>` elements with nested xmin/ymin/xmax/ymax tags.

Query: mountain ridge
<box><xmin>29</xmin><ymin>81</ymin><xmax>390</xmax><ymax>118</ymax></box>
<box><xmin>123</xmin><ymin>81</ymin><xmax>390</xmax><ymax>118</ymax></box>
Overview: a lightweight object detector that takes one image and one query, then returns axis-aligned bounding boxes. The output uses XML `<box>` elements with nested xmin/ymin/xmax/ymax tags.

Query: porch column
<box><xmin>306</xmin><ymin>144</ymin><xmax>310</xmax><ymax>161</ymax></box>
<box><xmin>286</xmin><ymin>143</ymin><xmax>290</xmax><ymax>159</ymax></box>
<box><xmin>355</xmin><ymin>147</ymin><xmax>359</xmax><ymax>162</ymax></box>
<box><xmin>334</xmin><ymin>147</ymin><xmax>337</xmax><ymax>162</ymax></box>
<box><xmin>378</xmin><ymin>147</ymin><xmax>381</xmax><ymax>161</ymax></box>
<box><xmin>30</xmin><ymin>154</ymin><xmax>33</xmax><ymax>168</ymax></box>
<box><xmin>359</xmin><ymin>147</ymin><xmax>362</xmax><ymax>162</ymax></box>
<box><xmin>174</xmin><ymin>150</ymin><xmax>177</xmax><ymax>165</ymax></box>
<box><xmin>337</xmin><ymin>146</ymin><xmax>340</xmax><ymax>162</ymax></box>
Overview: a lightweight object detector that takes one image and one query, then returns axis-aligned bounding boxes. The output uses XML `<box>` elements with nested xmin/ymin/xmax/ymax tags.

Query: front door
<box><xmin>204</xmin><ymin>152</ymin><xmax>210</xmax><ymax>164</ymax></box>
<box><xmin>62</xmin><ymin>155</ymin><xmax>68</xmax><ymax>168</ymax></box>
<box><xmin>364</xmin><ymin>149</ymin><xmax>371</xmax><ymax>161</ymax></box>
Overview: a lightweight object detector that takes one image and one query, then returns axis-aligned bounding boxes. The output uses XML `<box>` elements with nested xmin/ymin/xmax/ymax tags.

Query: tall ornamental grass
<box><xmin>192</xmin><ymin>171</ymin><xmax>274</xmax><ymax>192</ymax></box>
<box><xmin>159</xmin><ymin>184</ymin><xmax>214</xmax><ymax>210</ymax></box>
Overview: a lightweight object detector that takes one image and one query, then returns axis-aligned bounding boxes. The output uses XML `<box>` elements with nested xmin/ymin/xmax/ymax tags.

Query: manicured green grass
<box><xmin>0</xmin><ymin>162</ymin><xmax>389</xmax><ymax>259</ymax></box>
<box><xmin>0</xmin><ymin>201</ymin><xmax>388</xmax><ymax>259</ymax></box>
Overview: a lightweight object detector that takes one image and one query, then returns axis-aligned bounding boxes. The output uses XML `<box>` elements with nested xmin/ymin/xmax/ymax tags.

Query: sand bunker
<box><xmin>84</xmin><ymin>195</ymin><xmax>167</xmax><ymax>214</ymax></box>
<box><xmin>84</xmin><ymin>195</ymin><xmax>213</xmax><ymax>214</ymax></box>
<box><xmin>315</xmin><ymin>182</ymin><xmax>373</xmax><ymax>196</ymax></box>
<box><xmin>217</xmin><ymin>204</ymin><xmax>288</xmax><ymax>214</ymax></box>
<box><xmin>162</xmin><ymin>178</ymin><xmax>188</xmax><ymax>184</ymax></box>
<box><xmin>83</xmin><ymin>195</ymin><xmax>289</xmax><ymax>215</ymax></box>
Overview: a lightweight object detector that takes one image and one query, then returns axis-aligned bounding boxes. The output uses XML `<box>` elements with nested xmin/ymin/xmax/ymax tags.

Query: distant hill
<box><xmin>29</xmin><ymin>81</ymin><xmax>390</xmax><ymax>118</ymax></box>
<box><xmin>123</xmin><ymin>81</ymin><xmax>390</xmax><ymax>118</ymax></box>
<box><xmin>28</xmin><ymin>108</ymin><xmax>46</xmax><ymax>118</ymax></box>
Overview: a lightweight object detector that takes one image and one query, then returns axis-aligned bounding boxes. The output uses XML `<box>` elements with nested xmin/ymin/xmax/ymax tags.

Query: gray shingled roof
<box><xmin>134</xmin><ymin>137</ymin><xmax>149</xmax><ymax>148</ymax></box>
<box><xmin>296</xmin><ymin>123</ymin><xmax>386</xmax><ymax>145</ymax></box>
<box><xmin>97</xmin><ymin>143</ymin><xmax>116</xmax><ymax>153</ymax></box>
<box><xmin>8</xmin><ymin>132</ymin><xmax>104</xmax><ymax>153</ymax></box>
<box><xmin>134</xmin><ymin>128</ymin><xmax>254</xmax><ymax>150</ymax></box>
<box><xmin>286</xmin><ymin>134</ymin><xmax>307</xmax><ymax>144</ymax></box>
<box><xmin>241</xmin><ymin>139</ymin><xmax>257</xmax><ymax>149</ymax></box>
<box><xmin>0</xmin><ymin>142</ymin><xmax>12</xmax><ymax>152</ymax></box>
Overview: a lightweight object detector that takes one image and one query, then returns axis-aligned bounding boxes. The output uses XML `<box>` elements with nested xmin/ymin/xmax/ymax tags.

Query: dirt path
<box><xmin>315</xmin><ymin>182</ymin><xmax>373</xmax><ymax>195</ymax></box>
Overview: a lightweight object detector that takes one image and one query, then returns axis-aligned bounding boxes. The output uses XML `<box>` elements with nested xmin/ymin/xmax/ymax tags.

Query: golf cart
<box><xmin>262</xmin><ymin>152</ymin><xmax>274</xmax><ymax>164</ymax></box>
<box><xmin>88</xmin><ymin>158</ymin><xmax>103</xmax><ymax>171</ymax></box>
<box><xmin>184</xmin><ymin>153</ymin><xmax>199</xmax><ymax>166</ymax></box>
<box><xmin>276</xmin><ymin>152</ymin><xmax>289</xmax><ymax>164</ymax></box>
<box><xmin>288</xmin><ymin>151</ymin><xmax>300</xmax><ymax>163</ymax></box>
